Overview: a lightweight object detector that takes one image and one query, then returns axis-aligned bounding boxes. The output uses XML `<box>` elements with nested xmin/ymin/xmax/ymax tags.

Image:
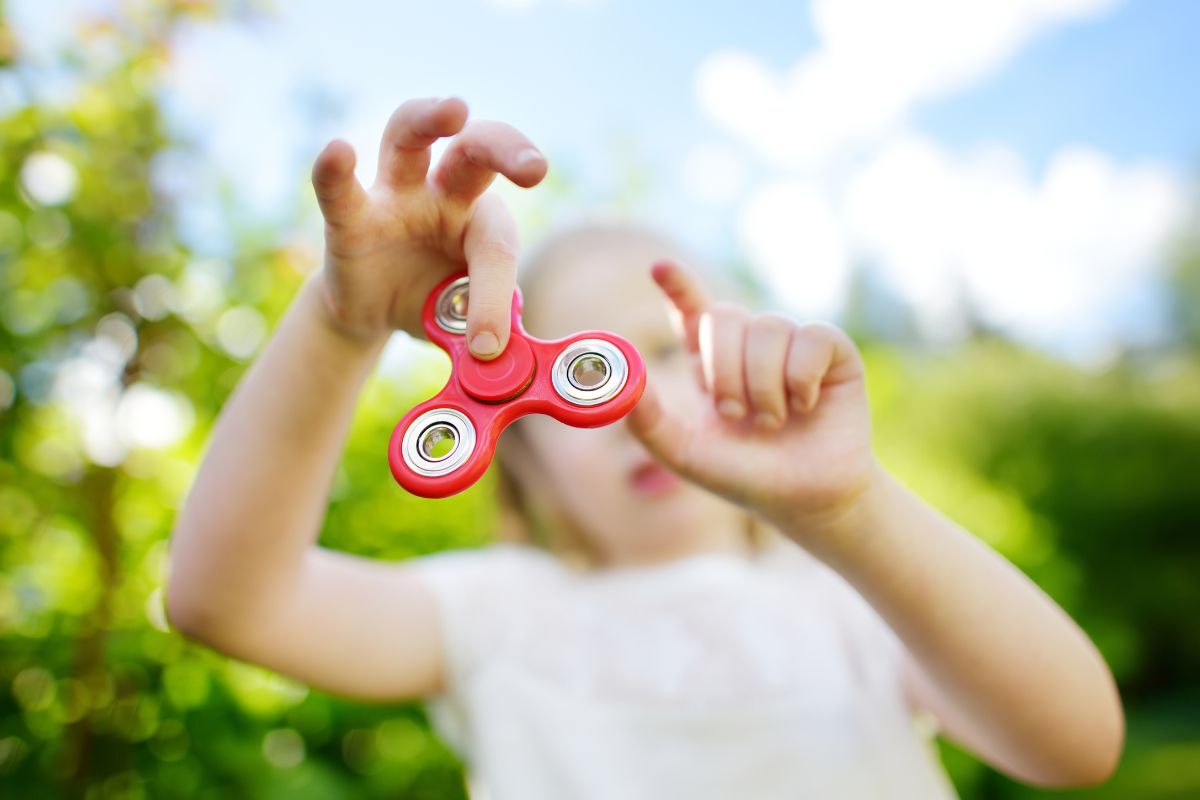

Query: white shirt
<box><xmin>413</xmin><ymin>539</ymin><xmax>959</xmax><ymax>800</ymax></box>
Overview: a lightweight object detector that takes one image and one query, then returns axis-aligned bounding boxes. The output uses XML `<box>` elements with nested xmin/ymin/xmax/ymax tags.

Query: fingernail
<box><xmin>516</xmin><ymin>148</ymin><xmax>544</xmax><ymax>166</ymax></box>
<box><xmin>791</xmin><ymin>396</ymin><xmax>808</xmax><ymax>413</ymax></box>
<box><xmin>755</xmin><ymin>411</ymin><xmax>781</xmax><ymax>429</ymax></box>
<box><xmin>471</xmin><ymin>332</ymin><xmax>499</xmax><ymax>357</ymax></box>
<box><xmin>718</xmin><ymin>399</ymin><xmax>745</xmax><ymax>420</ymax></box>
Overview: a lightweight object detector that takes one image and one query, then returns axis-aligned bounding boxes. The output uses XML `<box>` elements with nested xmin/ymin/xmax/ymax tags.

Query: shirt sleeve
<box><xmin>408</xmin><ymin>542</ymin><xmax>560</xmax><ymax>758</ymax></box>
<box><xmin>810</xmin><ymin>559</ymin><xmax>945</xmax><ymax>737</ymax></box>
<box><xmin>810</xmin><ymin>560</ymin><xmax>959</xmax><ymax>800</ymax></box>
<box><xmin>411</xmin><ymin>542</ymin><xmax>557</xmax><ymax>688</ymax></box>
<box><xmin>760</xmin><ymin>538</ymin><xmax>912</xmax><ymax>710</ymax></box>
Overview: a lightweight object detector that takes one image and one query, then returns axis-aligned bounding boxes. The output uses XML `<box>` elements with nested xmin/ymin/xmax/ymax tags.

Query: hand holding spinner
<box><xmin>389</xmin><ymin>270</ymin><xmax>646</xmax><ymax>498</ymax></box>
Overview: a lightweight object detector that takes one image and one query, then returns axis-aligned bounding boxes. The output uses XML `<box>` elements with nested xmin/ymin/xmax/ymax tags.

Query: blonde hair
<box><xmin>492</xmin><ymin>219</ymin><xmax>775</xmax><ymax>569</ymax></box>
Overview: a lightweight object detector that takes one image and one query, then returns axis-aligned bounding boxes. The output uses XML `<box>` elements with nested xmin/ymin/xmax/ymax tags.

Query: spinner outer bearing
<box><xmin>550</xmin><ymin>338</ymin><xmax>629</xmax><ymax>407</ymax></box>
<box><xmin>434</xmin><ymin>276</ymin><xmax>470</xmax><ymax>334</ymax></box>
<box><xmin>401</xmin><ymin>408</ymin><xmax>476</xmax><ymax>477</ymax></box>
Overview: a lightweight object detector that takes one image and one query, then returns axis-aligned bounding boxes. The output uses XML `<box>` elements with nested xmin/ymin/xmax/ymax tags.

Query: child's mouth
<box><xmin>629</xmin><ymin>459</ymin><xmax>684</xmax><ymax>496</ymax></box>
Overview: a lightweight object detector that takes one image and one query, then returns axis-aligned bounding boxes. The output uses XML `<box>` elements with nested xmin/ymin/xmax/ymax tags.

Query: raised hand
<box><xmin>626</xmin><ymin>259</ymin><xmax>879</xmax><ymax>541</ymax></box>
<box><xmin>310</xmin><ymin>97</ymin><xmax>547</xmax><ymax>358</ymax></box>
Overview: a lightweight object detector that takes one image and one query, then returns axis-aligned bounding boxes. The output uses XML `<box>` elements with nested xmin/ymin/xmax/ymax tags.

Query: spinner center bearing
<box><xmin>435</xmin><ymin>276</ymin><xmax>536</xmax><ymax>403</ymax></box>
<box><xmin>456</xmin><ymin>334</ymin><xmax>536</xmax><ymax>403</ymax></box>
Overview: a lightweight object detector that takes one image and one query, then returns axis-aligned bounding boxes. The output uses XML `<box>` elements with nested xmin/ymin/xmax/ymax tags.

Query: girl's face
<box><xmin>507</xmin><ymin>235</ymin><xmax>749</xmax><ymax>565</ymax></box>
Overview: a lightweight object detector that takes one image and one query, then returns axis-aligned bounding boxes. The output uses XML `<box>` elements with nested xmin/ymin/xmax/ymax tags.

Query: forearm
<box><xmin>167</xmin><ymin>269</ymin><xmax>389</xmax><ymax>630</ymax></box>
<box><xmin>797</xmin><ymin>465</ymin><xmax>1123</xmax><ymax>786</ymax></box>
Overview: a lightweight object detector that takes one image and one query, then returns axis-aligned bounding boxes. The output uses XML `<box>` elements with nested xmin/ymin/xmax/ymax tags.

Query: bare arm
<box><xmin>626</xmin><ymin>259</ymin><xmax>1124</xmax><ymax>788</ymax></box>
<box><xmin>165</xmin><ymin>97</ymin><xmax>548</xmax><ymax>702</ymax></box>
<box><xmin>165</xmin><ymin>272</ymin><xmax>447</xmax><ymax>700</ymax></box>
<box><xmin>814</xmin><ymin>466</ymin><xmax>1124</xmax><ymax>788</ymax></box>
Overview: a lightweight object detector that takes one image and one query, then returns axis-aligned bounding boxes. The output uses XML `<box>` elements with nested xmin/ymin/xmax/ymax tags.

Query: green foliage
<box><xmin>1166</xmin><ymin>200</ymin><xmax>1200</xmax><ymax>351</ymax></box>
<box><xmin>0</xmin><ymin>4</ymin><xmax>474</xmax><ymax>797</ymax></box>
<box><xmin>868</xmin><ymin>342</ymin><xmax>1200</xmax><ymax>798</ymax></box>
<box><xmin>0</xmin><ymin>4</ymin><xmax>1197</xmax><ymax>799</ymax></box>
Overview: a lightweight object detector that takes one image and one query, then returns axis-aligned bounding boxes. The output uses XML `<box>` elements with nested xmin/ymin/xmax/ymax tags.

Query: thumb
<box><xmin>625</xmin><ymin>376</ymin><xmax>694</xmax><ymax>477</ymax></box>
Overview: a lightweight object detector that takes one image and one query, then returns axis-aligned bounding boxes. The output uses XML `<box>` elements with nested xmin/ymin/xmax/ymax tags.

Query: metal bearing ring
<box><xmin>551</xmin><ymin>338</ymin><xmax>628</xmax><ymax>406</ymax></box>
<box><xmin>434</xmin><ymin>276</ymin><xmax>470</xmax><ymax>334</ymax></box>
<box><xmin>402</xmin><ymin>408</ymin><xmax>476</xmax><ymax>476</ymax></box>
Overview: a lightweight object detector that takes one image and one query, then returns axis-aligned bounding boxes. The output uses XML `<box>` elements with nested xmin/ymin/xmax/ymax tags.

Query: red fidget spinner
<box><xmin>389</xmin><ymin>270</ymin><xmax>646</xmax><ymax>499</ymax></box>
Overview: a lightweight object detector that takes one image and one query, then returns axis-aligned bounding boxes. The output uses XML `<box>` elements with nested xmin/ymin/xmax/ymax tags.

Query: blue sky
<box><xmin>917</xmin><ymin>0</ymin><xmax>1200</xmax><ymax>168</ymax></box>
<box><xmin>9</xmin><ymin>0</ymin><xmax>1200</xmax><ymax>360</ymax></box>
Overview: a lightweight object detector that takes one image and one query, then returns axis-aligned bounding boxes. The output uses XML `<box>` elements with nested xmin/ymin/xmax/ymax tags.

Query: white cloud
<box><xmin>854</xmin><ymin>138</ymin><xmax>1183</xmax><ymax>341</ymax></box>
<box><xmin>697</xmin><ymin>0</ymin><xmax>1122</xmax><ymax>167</ymax></box>
<box><xmin>738</xmin><ymin>181</ymin><xmax>849</xmax><ymax>318</ymax></box>
<box><xmin>738</xmin><ymin>134</ymin><xmax>1187</xmax><ymax>348</ymax></box>
<box><xmin>694</xmin><ymin>0</ymin><xmax>1188</xmax><ymax>353</ymax></box>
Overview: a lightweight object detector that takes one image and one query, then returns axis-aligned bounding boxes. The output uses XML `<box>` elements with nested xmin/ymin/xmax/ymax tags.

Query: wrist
<box><xmin>302</xmin><ymin>269</ymin><xmax>392</xmax><ymax>352</ymax></box>
<box><xmin>764</xmin><ymin>458</ymin><xmax>894</xmax><ymax>566</ymax></box>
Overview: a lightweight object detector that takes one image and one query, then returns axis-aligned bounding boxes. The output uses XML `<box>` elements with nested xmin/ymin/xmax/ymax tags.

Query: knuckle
<box><xmin>784</xmin><ymin>351</ymin><xmax>818</xmax><ymax>379</ymax></box>
<box><xmin>709</xmin><ymin>300</ymin><xmax>747</xmax><ymax>320</ymax></box>
<box><xmin>473</xmin><ymin>238</ymin><xmax>519</xmax><ymax>266</ymax></box>
<box><xmin>715</xmin><ymin>378</ymin><xmax>740</xmax><ymax>396</ymax></box>
<box><xmin>800</xmin><ymin>320</ymin><xmax>848</xmax><ymax>345</ymax></box>
<box><xmin>751</xmin><ymin>312</ymin><xmax>794</xmax><ymax>338</ymax></box>
<box><xmin>458</xmin><ymin>118</ymin><xmax>491</xmax><ymax>143</ymax></box>
<box><xmin>747</xmin><ymin>382</ymin><xmax>782</xmax><ymax>409</ymax></box>
<box><xmin>787</xmin><ymin>371</ymin><xmax>820</xmax><ymax>395</ymax></box>
<box><xmin>466</xmin><ymin>296</ymin><xmax>508</xmax><ymax>320</ymax></box>
<box><xmin>384</xmin><ymin>105</ymin><xmax>410</xmax><ymax>132</ymax></box>
<box><xmin>713</xmin><ymin>360</ymin><xmax>742</xmax><ymax>392</ymax></box>
<box><xmin>394</xmin><ymin>97</ymin><xmax>425</xmax><ymax>120</ymax></box>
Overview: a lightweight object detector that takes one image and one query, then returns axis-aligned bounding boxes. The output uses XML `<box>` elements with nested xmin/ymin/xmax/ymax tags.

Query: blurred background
<box><xmin>0</xmin><ymin>0</ymin><xmax>1197</xmax><ymax>797</ymax></box>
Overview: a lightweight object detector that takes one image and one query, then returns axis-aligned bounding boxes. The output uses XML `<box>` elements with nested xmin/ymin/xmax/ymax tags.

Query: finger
<box><xmin>312</xmin><ymin>139</ymin><xmax>368</xmax><ymax>228</ymax></box>
<box><xmin>650</xmin><ymin>259</ymin><xmax>712</xmax><ymax>355</ymax></box>
<box><xmin>785</xmin><ymin>322</ymin><xmax>863</xmax><ymax>412</ymax></box>
<box><xmin>431</xmin><ymin>119</ymin><xmax>548</xmax><ymax>204</ymax></box>
<box><xmin>648</xmin><ymin>260</ymin><xmax>711</xmax><ymax>392</ymax></box>
<box><xmin>744</xmin><ymin>313</ymin><xmax>793</xmax><ymax>429</ymax></box>
<box><xmin>624</xmin><ymin>375</ymin><xmax>696</xmax><ymax>478</ymax></box>
<box><xmin>461</xmin><ymin>193</ymin><xmax>519</xmax><ymax>360</ymax></box>
<box><xmin>376</xmin><ymin>97</ymin><xmax>469</xmax><ymax>189</ymax></box>
<box><xmin>700</xmin><ymin>302</ymin><xmax>749</xmax><ymax>421</ymax></box>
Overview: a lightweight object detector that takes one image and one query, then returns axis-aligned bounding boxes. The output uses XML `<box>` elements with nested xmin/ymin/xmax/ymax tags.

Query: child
<box><xmin>165</xmin><ymin>97</ymin><xmax>1124</xmax><ymax>799</ymax></box>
